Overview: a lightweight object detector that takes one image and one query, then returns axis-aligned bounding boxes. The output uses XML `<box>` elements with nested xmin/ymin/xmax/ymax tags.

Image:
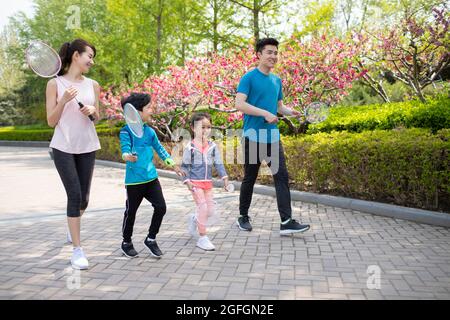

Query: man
<box><xmin>235</xmin><ymin>37</ymin><xmax>310</xmax><ymax>235</ymax></box>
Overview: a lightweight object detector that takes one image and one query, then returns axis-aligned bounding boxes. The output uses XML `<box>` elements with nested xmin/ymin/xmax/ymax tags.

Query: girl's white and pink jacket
<box><xmin>180</xmin><ymin>141</ymin><xmax>228</xmax><ymax>184</ymax></box>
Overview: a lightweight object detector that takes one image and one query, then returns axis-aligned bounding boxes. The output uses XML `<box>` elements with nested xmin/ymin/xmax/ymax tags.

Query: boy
<box><xmin>119</xmin><ymin>92</ymin><xmax>183</xmax><ymax>258</ymax></box>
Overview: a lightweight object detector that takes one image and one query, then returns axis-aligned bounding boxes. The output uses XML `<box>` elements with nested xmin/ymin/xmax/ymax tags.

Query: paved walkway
<box><xmin>0</xmin><ymin>147</ymin><xmax>449</xmax><ymax>300</ymax></box>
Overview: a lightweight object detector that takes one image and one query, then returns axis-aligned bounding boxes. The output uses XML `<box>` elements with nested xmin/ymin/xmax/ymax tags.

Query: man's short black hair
<box><xmin>256</xmin><ymin>38</ymin><xmax>279</xmax><ymax>53</ymax></box>
<box><xmin>121</xmin><ymin>92</ymin><xmax>151</xmax><ymax>112</ymax></box>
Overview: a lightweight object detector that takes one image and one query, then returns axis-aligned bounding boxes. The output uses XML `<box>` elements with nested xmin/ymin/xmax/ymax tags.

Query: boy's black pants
<box><xmin>122</xmin><ymin>179</ymin><xmax>166</xmax><ymax>242</ymax></box>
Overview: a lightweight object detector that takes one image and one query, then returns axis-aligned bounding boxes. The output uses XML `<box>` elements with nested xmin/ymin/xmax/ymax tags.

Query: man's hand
<box><xmin>264</xmin><ymin>112</ymin><xmax>278</xmax><ymax>124</ymax></box>
<box><xmin>291</xmin><ymin>109</ymin><xmax>302</xmax><ymax>117</ymax></box>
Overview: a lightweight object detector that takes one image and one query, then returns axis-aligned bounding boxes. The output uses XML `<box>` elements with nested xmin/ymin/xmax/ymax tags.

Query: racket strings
<box><xmin>305</xmin><ymin>103</ymin><xmax>329</xmax><ymax>123</ymax></box>
<box><xmin>26</xmin><ymin>43</ymin><xmax>61</xmax><ymax>77</ymax></box>
<box><xmin>124</xmin><ymin>104</ymin><xmax>144</xmax><ymax>138</ymax></box>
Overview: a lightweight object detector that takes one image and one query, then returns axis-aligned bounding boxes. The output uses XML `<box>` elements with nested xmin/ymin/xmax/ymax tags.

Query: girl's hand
<box><xmin>123</xmin><ymin>154</ymin><xmax>138</xmax><ymax>163</ymax></box>
<box><xmin>186</xmin><ymin>181</ymin><xmax>195</xmax><ymax>191</ymax></box>
<box><xmin>174</xmin><ymin>166</ymin><xmax>185</xmax><ymax>177</ymax></box>
<box><xmin>61</xmin><ymin>87</ymin><xmax>78</xmax><ymax>105</ymax></box>
<box><xmin>80</xmin><ymin>105</ymin><xmax>97</xmax><ymax>117</ymax></box>
<box><xmin>223</xmin><ymin>177</ymin><xmax>230</xmax><ymax>191</ymax></box>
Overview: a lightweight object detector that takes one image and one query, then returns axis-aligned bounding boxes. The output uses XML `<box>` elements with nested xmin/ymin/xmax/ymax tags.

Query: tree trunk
<box><xmin>156</xmin><ymin>0</ymin><xmax>163</xmax><ymax>70</ymax></box>
<box><xmin>181</xmin><ymin>42</ymin><xmax>186</xmax><ymax>66</ymax></box>
<box><xmin>356</xmin><ymin>61</ymin><xmax>391</xmax><ymax>103</ymax></box>
<box><xmin>180</xmin><ymin>5</ymin><xmax>186</xmax><ymax>65</ymax></box>
<box><xmin>253</xmin><ymin>0</ymin><xmax>260</xmax><ymax>43</ymax></box>
<box><xmin>341</xmin><ymin>0</ymin><xmax>352</xmax><ymax>32</ymax></box>
<box><xmin>412</xmin><ymin>48</ymin><xmax>426</xmax><ymax>103</ymax></box>
<box><xmin>359</xmin><ymin>0</ymin><xmax>368</xmax><ymax>32</ymax></box>
<box><xmin>230</xmin><ymin>0</ymin><xmax>268</xmax><ymax>43</ymax></box>
<box><xmin>213</xmin><ymin>0</ymin><xmax>219</xmax><ymax>51</ymax></box>
<box><xmin>124</xmin><ymin>72</ymin><xmax>131</xmax><ymax>87</ymax></box>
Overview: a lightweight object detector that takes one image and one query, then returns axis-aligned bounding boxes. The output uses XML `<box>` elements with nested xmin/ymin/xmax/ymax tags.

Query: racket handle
<box><xmin>77</xmin><ymin>102</ymin><xmax>95</xmax><ymax>121</ymax></box>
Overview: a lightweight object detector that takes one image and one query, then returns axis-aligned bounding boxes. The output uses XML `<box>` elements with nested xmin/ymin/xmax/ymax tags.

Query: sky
<box><xmin>0</xmin><ymin>0</ymin><xmax>35</xmax><ymax>31</ymax></box>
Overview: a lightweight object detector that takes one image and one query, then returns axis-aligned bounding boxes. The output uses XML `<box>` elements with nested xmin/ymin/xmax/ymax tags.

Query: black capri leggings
<box><xmin>52</xmin><ymin>148</ymin><xmax>96</xmax><ymax>217</ymax></box>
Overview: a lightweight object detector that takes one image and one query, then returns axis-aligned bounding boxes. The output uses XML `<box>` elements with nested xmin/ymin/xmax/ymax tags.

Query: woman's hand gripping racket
<box><xmin>25</xmin><ymin>40</ymin><xmax>94</xmax><ymax>121</ymax></box>
<box><xmin>123</xmin><ymin>103</ymin><xmax>144</xmax><ymax>158</ymax></box>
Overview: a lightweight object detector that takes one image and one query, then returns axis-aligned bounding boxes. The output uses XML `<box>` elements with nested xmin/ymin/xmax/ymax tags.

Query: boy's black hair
<box><xmin>256</xmin><ymin>38</ymin><xmax>279</xmax><ymax>54</ymax></box>
<box><xmin>121</xmin><ymin>93</ymin><xmax>151</xmax><ymax>112</ymax></box>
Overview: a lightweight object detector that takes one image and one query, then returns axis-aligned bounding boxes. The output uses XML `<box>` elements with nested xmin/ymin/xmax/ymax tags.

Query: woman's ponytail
<box><xmin>58</xmin><ymin>42</ymin><xmax>72</xmax><ymax>76</ymax></box>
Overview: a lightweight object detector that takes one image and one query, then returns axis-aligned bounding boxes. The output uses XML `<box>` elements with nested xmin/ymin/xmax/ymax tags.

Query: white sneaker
<box><xmin>188</xmin><ymin>214</ymin><xmax>198</xmax><ymax>238</ymax></box>
<box><xmin>71</xmin><ymin>247</ymin><xmax>89</xmax><ymax>270</ymax></box>
<box><xmin>196</xmin><ymin>236</ymin><xmax>215</xmax><ymax>251</ymax></box>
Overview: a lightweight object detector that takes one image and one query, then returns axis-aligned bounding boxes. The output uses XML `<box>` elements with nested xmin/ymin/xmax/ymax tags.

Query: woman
<box><xmin>45</xmin><ymin>39</ymin><xmax>101</xmax><ymax>270</ymax></box>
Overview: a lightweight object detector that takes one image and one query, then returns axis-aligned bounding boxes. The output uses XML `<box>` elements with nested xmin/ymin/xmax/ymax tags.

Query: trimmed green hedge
<box><xmin>0</xmin><ymin>129</ymin><xmax>55</xmax><ymax>141</ymax></box>
<box><xmin>283</xmin><ymin>128</ymin><xmax>449</xmax><ymax>212</ymax></box>
<box><xmin>0</xmin><ymin>126</ymin><xmax>120</xmax><ymax>141</ymax></box>
<box><xmin>97</xmin><ymin>135</ymin><xmax>123</xmax><ymax>162</ymax></box>
<box><xmin>96</xmin><ymin>128</ymin><xmax>450</xmax><ymax>212</ymax></box>
<box><xmin>308</xmin><ymin>96</ymin><xmax>450</xmax><ymax>134</ymax></box>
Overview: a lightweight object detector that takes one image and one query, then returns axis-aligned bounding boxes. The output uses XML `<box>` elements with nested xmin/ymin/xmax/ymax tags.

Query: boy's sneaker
<box><xmin>196</xmin><ymin>236</ymin><xmax>215</xmax><ymax>251</ymax></box>
<box><xmin>71</xmin><ymin>247</ymin><xmax>89</xmax><ymax>270</ymax></box>
<box><xmin>280</xmin><ymin>219</ymin><xmax>310</xmax><ymax>235</ymax></box>
<box><xmin>121</xmin><ymin>241</ymin><xmax>139</xmax><ymax>258</ymax></box>
<box><xmin>236</xmin><ymin>215</ymin><xmax>252</xmax><ymax>231</ymax></box>
<box><xmin>187</xmin><ymin>214</ymin><xmax>198</xmax><ymax>238</ymax></box>
<box><xmin>143</xmin><ymin>237</ymin><xmax>163</xmax><ymax>258</ymax></box>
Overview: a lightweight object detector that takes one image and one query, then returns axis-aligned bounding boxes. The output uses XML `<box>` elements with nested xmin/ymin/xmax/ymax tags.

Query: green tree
<box><xmin>229</xmin><ymin>0</ymin><xmax>286</xmax><ymax>42</ymax></box>
<box><xmin>200</xmin><ymin>0</ymin><xmax>247</xmax><ymax>52</ymax></box>
<box><xmin>0</xmin><ymin>26</ymin><xmax>26</xmax><ymax>96</ymax></box>
<box><xmin>294</xmin><ymin>0</ymin><xmax>336</xmax><ymax>38</ymax></box>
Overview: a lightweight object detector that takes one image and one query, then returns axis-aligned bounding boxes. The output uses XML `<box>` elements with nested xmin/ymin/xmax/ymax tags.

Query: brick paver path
<box><xmin>0</xmin><ymin>147</ymin><xmax>449</xmax><ymax>300</ymax></box>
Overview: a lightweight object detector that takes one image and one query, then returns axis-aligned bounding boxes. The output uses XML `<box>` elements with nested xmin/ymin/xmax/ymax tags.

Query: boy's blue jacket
<box><xmin>119</xmin><ymin>124</ymin><xmax>171</xmax><ymax>185</ymax></box>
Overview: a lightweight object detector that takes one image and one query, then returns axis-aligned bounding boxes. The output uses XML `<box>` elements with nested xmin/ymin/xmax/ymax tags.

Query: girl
<box><xmin>45</xmin><ymin>39</ymin><xmax>100</xmax><ymax>270</ymax></box>
<box><xmin>181</xmin><ymin>112</ymin><xmax>229</xmax><ymax>251</ymax></box>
